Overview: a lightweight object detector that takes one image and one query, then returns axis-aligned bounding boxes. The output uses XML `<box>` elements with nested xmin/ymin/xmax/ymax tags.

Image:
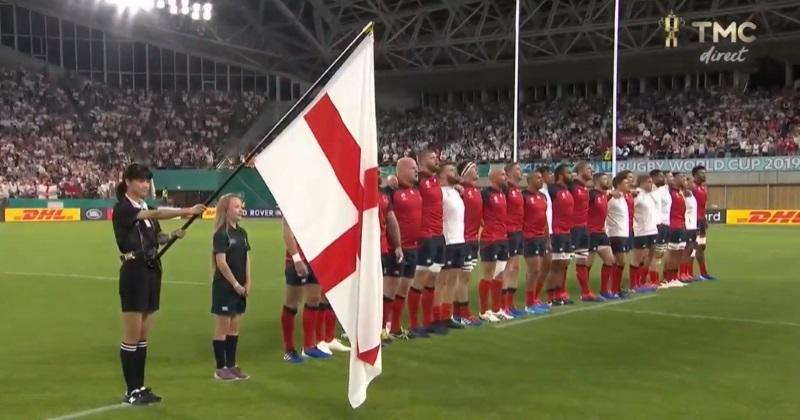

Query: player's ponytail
<box><xmin>115</xmin><ymin>181</ymin><xmax>127</xmax><ymax>201</ymax></box>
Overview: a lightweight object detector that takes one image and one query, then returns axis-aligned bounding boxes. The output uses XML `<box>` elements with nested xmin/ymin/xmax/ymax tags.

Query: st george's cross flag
<box><xmin>252</xmin><ymin>33</ymin><xmax>382</xmax><ymax>408</ymax></box>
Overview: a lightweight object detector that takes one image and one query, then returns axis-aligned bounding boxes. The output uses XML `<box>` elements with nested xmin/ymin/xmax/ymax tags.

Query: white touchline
<box><xmin>45</xmin><ymin>403</ymin><xmax>129</xmax><ymax>420</ymax></box>
<box><xmin>600</xmin><ymin>308</ymin><xmax>800</xmax><ymax>328</ymax></box>
<box><xmin>3</xmin><ymin>271</ymin><xmax>206</xmax><ymax>286</ymax></box>
<box><xmin>494</xmin><ymin>294</ymin><xmax>658</xmax><ymax>329</ymax></box>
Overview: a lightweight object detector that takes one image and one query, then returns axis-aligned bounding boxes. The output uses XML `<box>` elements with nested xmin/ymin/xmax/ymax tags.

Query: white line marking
<box><xmin>494</xmin><ymin>294</ymin><xmax>658</xmax><ymax>328</ymax></box>
<box><xmin>600</xmin><ymin>308</ymin><xmax>800</xmax><ymax>328</ymax></box>
<box><xmin>3</xmin><ymin>271</ymin><xmax>206</xmax><ymax>286</ymax></box>
<box><xmin>45</xmin><ymin>403</ymin><xmax>129</xmax><ymax>420</ymax></box>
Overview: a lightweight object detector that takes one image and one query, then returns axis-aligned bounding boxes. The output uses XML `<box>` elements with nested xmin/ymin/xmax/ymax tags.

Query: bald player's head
<box><xmin>396</xmin><ymin>157</ymin><xmax>418</xmax><ymax>186</ymax></box>
<box><xmin>385</xmin><ymin>174</ymin><xmax>399</xmax><ymax>189</ymax></box>
<box><xmin>489</xmin><ymin>168</ymin><xmax>508</xmax><ymax>189</ymax></box>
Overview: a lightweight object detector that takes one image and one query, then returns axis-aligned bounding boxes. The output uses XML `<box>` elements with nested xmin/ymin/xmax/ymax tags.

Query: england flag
<box><xmin>252</xmin><ymin>31</ymin><xmax>382</xmax><ymax>408</ymax></box>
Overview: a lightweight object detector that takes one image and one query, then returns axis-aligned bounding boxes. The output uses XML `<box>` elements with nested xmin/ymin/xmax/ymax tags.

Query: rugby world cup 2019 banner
<box><xmin>618</xmin><ymin>156</ymin><xmax>800</xmax><ymax>173</ymax></box>
<box><xmin>5</xmin><ymin>208</ymin><xmax>81</xmax><ymax>222</ymax></box>
<box><xmin>726</xmin><ymin>210</ymin><xmax>800</xmax><ymax>225</ymax></box>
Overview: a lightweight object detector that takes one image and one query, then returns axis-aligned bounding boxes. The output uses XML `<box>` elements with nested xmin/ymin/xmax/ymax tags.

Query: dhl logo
<box><xmin>5</xmin><ymin>208</ymin><xmax>80</xmax><ymax>222</ymax></box>
<box><xmin>728</xmin><ymin>210</ymin><xmax>800</xmax><ymax>225</ymax></box>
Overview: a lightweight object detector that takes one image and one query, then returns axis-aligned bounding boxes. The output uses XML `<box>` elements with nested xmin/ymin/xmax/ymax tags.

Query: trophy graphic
<box><xmin>659</xmin><ymin>11</ymin><xmax>684</xmax><ymax>48</ymax></box>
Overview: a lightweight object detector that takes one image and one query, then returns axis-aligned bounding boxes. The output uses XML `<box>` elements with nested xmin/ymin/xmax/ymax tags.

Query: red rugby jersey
<box><xmin>548</xmin><ymin>183</ymin><xmax>574</xmax><ymax>235</ymax></box>
<box><xmin>694</xmin><ymin>184</ymin><xmax>708</xmax><ymax>221</ymax></box>
<box><xmin>522</xmin><ymin>190</ymin><xmax>548</xmax><ymax>239</ymax></box>
<box><xmin>461</xmin><ymin>183</ymin><xmax>483</xmax><ymax>242</ymax></box>
<box><xmin>587</xmin><ymin>189</ymin><xmax>609</xmax><ymax>234</ymax></box>
<box><xmin>506</xmin><ymin>183</ymin><xmax>524</xmax><ymax>233</ymax></box>
<box><xmin>390</xmin><ymin>186</ymin><xmax>423</xmax><ymax>249</ymax></box>
<box><xmin>480</xmin><ymin>187</ymin><xmax>507</xmax><ymax>243</ymax></box>
<box><xmin>418</xmin><ymin>172</ymin><xmax>443</xmax><ymax>238</ymax></box>
<box><xmin>669</xmin><ymin>188</ymin><xmax>686</xmax><ymax>229</ymax></box>
<box><xmin>569</xmin><ymin>180</ymin><xmax>589</xmax><ymax>228</ymax></box>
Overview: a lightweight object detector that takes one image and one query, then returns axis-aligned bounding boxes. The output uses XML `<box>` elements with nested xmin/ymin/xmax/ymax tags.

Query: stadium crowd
<box><xmin>1</xmin><ymin>65</ymin><xmax>799</xmax><ymax>199</ymax></box>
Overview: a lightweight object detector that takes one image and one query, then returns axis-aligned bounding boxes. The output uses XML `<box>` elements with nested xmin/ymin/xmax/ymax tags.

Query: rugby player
<box><xmin>379</xmin><ymin>175</ymin><xmax>404</xmax><ymax>342</ymax></box>
<box><xmin>438</xmin><ymin>163</ymin><xmax>466</xmax><ymax>330</ymax></box>
<box><xmin>631</xmin><ymin>175</ymin><xmax>659</xmax><ymax>293</ymax></box>
<box><xmin>537</xmin><ymin>166</ymin><xmax>555</xmax><ymax>304</ymax></box>
<box><xmin>544</xmin><ymin>164</ymin><xmax>575</xmax><ymax>305</ymax></box>
<box><xmin>588</xmin><ymin>173</ymin><xmax>619</xmax><ymax>300</ymax></box>
<box><xmin>663</xmin><ymin>172</ymin><xmax>688</xmax><ymax>287</ymax></box>
<box><xmin>648</xmin><ymin>170</ymin><xmax>668</xmax><ymax>288</ymax></box>
<box><xmin>454</xmin><ymin>161</ymin><xmax>483</xmax><ymax>326</ymax></box>
<box><xmin>414</xmin><ymin>149</ymin><xmax>447</xmax><ymax>335</ymax></box>
<box><xmin>478</xmin><ymin>168</ymin><xmax>509</xmax><ymax>322</ymax></box>
<box><xmin>281</xmin><ymin>219</ymin><xmax>330</xmax><ymax>363</ymax></box>
<box><xmin>388</xmin><ymin>158</ymin><xmax>425</xmax><ymax>339</ymax></box>
<box><xmin>680</xmin><ymin>177</ymin><xmax>699</xmax><ymax>282</ymax></box>
<box><xmin>692</xmin><ymin>166</ymin><xmax>716</xmax><ymax>280</ymax></box>
<box><xmin>522</xmin><ymin>169</ymin><xmax>551</xmax><ymax>314</ymax></box>
<box><xmin>605</xmin><ymin>172</ymin><xmax>631</xmax><ymax>297</ymax></box>
<box><xmin>502</xmin><ymin>162</ymin><xmax>526</xmax><ymax>317</ymax></box>
<box><xmin>622</xmin><ymin>170</ymin><xmax>637</xmax><ymax>290</ymax></box>
<box><xmin>570</xmin><ymin>162</ymin><xmax>603</xmax><ymax>302</ymax></box>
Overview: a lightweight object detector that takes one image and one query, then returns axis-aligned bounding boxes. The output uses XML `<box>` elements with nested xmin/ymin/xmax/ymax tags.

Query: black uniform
<box><xmin>113</xmin><ymin>198</ymin><xmax>162</xmax><ymax>313</ymax></box>
<box><xmin>211</xmin><ymin>224</ymin><xmax>251</xmax><ymax>315</ymax></box>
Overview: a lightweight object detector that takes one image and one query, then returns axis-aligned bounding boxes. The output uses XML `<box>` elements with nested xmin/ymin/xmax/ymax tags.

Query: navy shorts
<box><xmin>668</xmin><ymin>228</ymin><xmax>686</xmax><ymax>245</ymax></box>
<box><xmin>465</xmin><ymin>241</ymin><xmax>479</xmax><ymax>263</ymax></box>
<box><xmin>570</xmin><ymin>226</ymin><xmax>590</xmax><ymax>252</ymax></box>
<box><xmin>633</xmin><ymin>235</ymin><xmax>657</xmax><ymax>250</ymax></box>
<box><xmin>418</xmin><ymin>236</ymin><xmax>446</xmax><ymax>266</ymax></box>
<box><xmin>382</xmin><ymin>253</ymin><xmax>402</xmax><ymax>277</ymax></box>
<box><xmin>589</xmin><ymin>232</ymin><xmax>610</xmax><ymax>252</ymax></box>
<box><xmin>400</xmin><ymin>248</ymin><xmax>418</xmax><ymax>278</ymax></box>
<box><xmin>656</xmin><ymin>224</ymin><xmax>669</xmax><ymax>245</ymax></box>
<box><xmin>610</xmin><ymin>236</ymin><xmax>630</xmax><ymax>254</ymax></box>
<box><xmin>285</xmin><ymin>262</ymin><xmax>319</xmax><ymax>286</ymax></box>
<box><xmin>685</xmin><ymin>229</ymin><xmax>698</xmax><ymax>244</ymax></box>
<box><xmin>550</xmin><ymin>234</ymin><xmax>573</xmax><ymax>260</ymax></box>
<box><xmin>523</xmin><ymin>237</ymin><xmax>547</xmax><ymax>258</ymax></box>
<box><xmin>444</xmin><ymin>243</ymin><xmax>467</xmax><ymax>269</ymax></box>
<box><xmin>507</xmin><ymin>231</ymin><xmax>524</xmax><ymax>257</ymax></box>
<box><xmin>480</xmin><ymin>241</ymin><xmax>509</xmax><ymax>262</ymax></box>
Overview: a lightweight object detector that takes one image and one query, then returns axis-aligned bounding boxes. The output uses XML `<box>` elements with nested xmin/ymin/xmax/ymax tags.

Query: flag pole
<box><xmin>157</xmin><ymin>21</ymin><xmax>376</xmax><ymax>258</ymax></box>
<box><xmin>611</xmin><ymin>0</ymin><xmax>620</xmax><ymax>176</ymax></box>
<box><xmin>512</xmin><ymin>0</ymin><xmax>520</xmax><ymax>162</ymax></box>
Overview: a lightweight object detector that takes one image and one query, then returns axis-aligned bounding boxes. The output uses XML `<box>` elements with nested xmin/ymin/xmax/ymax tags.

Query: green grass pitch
<box><xmin>0</xmin><ymin>221</ymin><xmax>798</xmax><ymax>419</ymax></box>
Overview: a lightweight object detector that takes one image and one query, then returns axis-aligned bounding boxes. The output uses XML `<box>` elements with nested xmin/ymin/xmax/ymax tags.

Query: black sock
<box><xmin>135</xmin><ymin>341</ymin><xmax>147</xmax><ymax>390</ymax></box>
<box><xmin>120</xmin><ymin>342</ymin><xmax>138</xmax><ymax>393</ymax></box>
<box><xmin>212</xmin><ymin>340</ymin><xmax>226</xmax><ymax>369</ymax></box>
<box><xmin>225</xmin><ymin>335</ymin><xmax>239</xmax><ymax>368</ymax></box>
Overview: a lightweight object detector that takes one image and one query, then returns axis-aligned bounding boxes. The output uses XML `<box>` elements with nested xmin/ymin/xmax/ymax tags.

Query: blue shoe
<box><xmin>634</xmin><ymin>286</ymin><xmax>657</xmax><ymax>294</ymax></box>
<box><xmin>303</xmin><ymin>346</ymin><xmax>331</xmax><ymax>359</ymax></box>
<box><xmin>601</xmin><ymin>292</ymin><xmax>619</xmax><ymax>301</ymax></box>
<box><xmin>283</xmin><ymin>351</ymin><xmax>304</xmax><ymax>364</ymax></box>
<box><xmin>510</xmin><ymin>308</ymin><xmax>527</xmax><ymax>318</ymax></box>
<box><xmin>580</xmin><ymin>293</ymin><xmax>607</xmax><ymax>302</ymax></box>
<box><xmin>409</xmin><ymin>326</ymin><xmax>431</xmax><ymax>339</ymax></box>
<box><xmin>525</xmin><ymin>304</ymin><xmax>550</xmax><ymax>315</ymax></box>
<box><xmin>702</xmin><ymin>274</ymin><xmax>717</xmax><ymax>280</ymax></box>
<box><xmin>461</xmin><ymin>315</ymin><xmax>483</xmax><ymax>327</ymax></box>
<box><xmin>617</xmin><ymin>291</ymin><xmax>630</xmax><ymax>300</ymax></box>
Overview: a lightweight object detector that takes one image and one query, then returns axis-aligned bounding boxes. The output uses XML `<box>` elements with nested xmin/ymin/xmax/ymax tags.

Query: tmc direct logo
<box><xmin>659</xmin><ymin>12</ymin><xmax>685</xmax><ymax>48</ymax></box>
<box><xmin>659</xmin><ymin>11</ymin><xmax>756</xmax><ymax>64</ymax></box>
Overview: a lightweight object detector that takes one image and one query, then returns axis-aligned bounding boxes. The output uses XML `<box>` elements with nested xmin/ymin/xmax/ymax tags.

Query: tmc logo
<box><xmin>659</xmin><ymin>11</ymin><xmax>685</xmax><ymax>48</ymax></box>
<box><xmin>659</xmin><ymin>11</ymin><xmax>757</xmax><ymax>48</ymax></box>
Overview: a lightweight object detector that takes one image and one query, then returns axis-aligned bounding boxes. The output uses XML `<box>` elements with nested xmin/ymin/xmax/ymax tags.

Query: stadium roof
<box><xmin>14</xmin><ymin>0</ymin><xmax>800</xmax><ymax>82</ymax></box>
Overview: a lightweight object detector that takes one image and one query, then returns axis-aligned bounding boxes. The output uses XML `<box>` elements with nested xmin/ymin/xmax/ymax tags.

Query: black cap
<box><xmin>122</xmin><ymin>163</ymin><xmax>153</xmax><ymax>181</ymax></box>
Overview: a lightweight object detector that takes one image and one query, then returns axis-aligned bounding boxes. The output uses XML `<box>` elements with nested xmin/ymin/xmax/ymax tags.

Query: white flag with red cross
<box><xmin>252</xmin><ymin>33</ymin><xmax>382</xmax><ymax>408</ymax></box>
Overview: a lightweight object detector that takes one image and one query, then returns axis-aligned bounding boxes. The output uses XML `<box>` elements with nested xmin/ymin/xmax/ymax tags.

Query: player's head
<box><xmin>117</xmin><ymin>163</ymin><xmax>152</xmax><ymax>200</ymax></box>
<box><xmin>395</xmin><ymin>157</ymin><xmax>418</xmax><ymax>186</ymax></box>
<box><xmin>536</xmin><ymin>165</ymin><xmax>554</xmax><ymax>185</ymax></box>
<box><xmin>384</xmin><ymin>174</ymin><xmax>399</xmax><ymax>189</ymax></box>
<box><xmin>664</xmin><ymin>170</ymin><xmax>674</xmax><ymax>187</ymax></box>
<box><xmin>672</xmin><ymin>172</ymin><xmax>686</xmax><ymax>189</ymax></box>
<box><xmin>554</xmin><ymin>164</ymin><xmax>572</xmax><ymax>184</ymax></box>
<box><xmin>457</xmin><ymin>160</ymin><xmax>478</xmax><ymax>185</ymax></box>
<box><xmin>637</xmin><ymin>174</ymin><xmax>653</xmax><ymax>192</ymax></box>
<box><xmin>417</xmin><ymin>149</ymin><xmax>440</xmax><ymax>174</ymax></box>
<box><xmin>620</xmin><ymin>170</ymin><xmax>634</xmax><ymax>185</ymax></box>
<box><xmin>489</xmin><ymin>168</ymin><xmax>508</xmax><ymax>189</ymax></box>
<box><xmin>439</xmin><ymin>163</ymin><xmax>459</xmax><ymax>186</ymax></box>
<box><xmin>575</xmin><ymin>161</ymin><xmax>593</xmax><ymax>182</ymax></box>
<box><xmin>685</xmin><ymin>175</ymin><xmax>696</xmax><ymax>191</ymax></box>
<box><xmin>593</xmin><ymin>172</ymin><xmax>609</xmax><ymax>190</ymax></box>
<box><xmin>504</xmin><ymin>162</ymin><xmax>523</xmax><ymax>184</ymax></box>
<box><xmin>612</xmin><ymin>172</ymin><xmax>630</xmax><ymax>193</ymax></box>
<box><xmin>215</xmin><ymin>193</ymin><xmax>243</xmax><ymax>230</ymax></box>
<box><xmin>649</xmin><ymin>169</ymin><xmax>665</xmax><ymax>186</ymax></box>
<box><xmin>527</xmin><ymin>170</ymin><xmax>544</xmax><ymax>191</ymax></box>
<box><xmin>692</xmin><ymin>165</ymin><xmax>706</xmax><ymax>183</ymax></box>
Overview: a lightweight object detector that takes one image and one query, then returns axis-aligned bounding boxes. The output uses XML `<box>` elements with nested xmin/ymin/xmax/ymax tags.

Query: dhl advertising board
<box><xmin>726</xmin><ymin>210</ymin><xmax>800</xmax><ymax>225</ymax></box>
<box><xmin>5</xmin><ymin>208</ymin><xmax>81</xmax><ymax>222</ymax></box>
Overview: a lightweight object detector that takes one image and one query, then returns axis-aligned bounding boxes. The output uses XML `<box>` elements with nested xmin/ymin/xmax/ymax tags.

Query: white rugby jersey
<box><xmin>656</xmin><ymin>184</ymin><xmax>672</xmax><ymax>226</ymax></box>
<box><xmin>633</xmin><ymin>189</ymin><xmax>659</xmax><ymax>237</ymax></box>
<box><xmin>605</xmin><ymin>196</ymin><xmax>629</xmax><ymax>238</ymax></box>
<box><xmin>442</xmin><ymin>186</ymin><xmax>465</xmax><ymax>245</ymax></box>
<box><xmin>539</xmin><ymin>184</ymin><xmax>553</xmax><ymax>232</ymax></box>
<box><xmin>685</xmin><ymin>193</ymin><xmax>698</xmax><ymax>230</ymax></box>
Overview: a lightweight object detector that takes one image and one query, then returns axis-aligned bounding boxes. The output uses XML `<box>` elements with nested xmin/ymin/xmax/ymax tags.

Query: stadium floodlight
<box><xmin>202</xmin><ymin>10</ymin><xmax>211</xmax><ymax>20</ymax></box>
<box><xmin>169</xmin><ymin>4</ymin><xmax>178</xmax><ymax>14</ymax></box>
<box><xmin>181</xmin><ymin>5</ymin><xmax>190</xmax><ymax>14</ymax></box>
<box><xmin>140</xmin><ymin>0</ymin><xmax>154</xmax><ymax>12</ymax></box>
<box><xmin>202</xmin><ymin>2</ymin><xmax>212</xmax><ymax>12</ymax></box>
<box><xmin>156</xmin><ymin>0</ymin><xmax>165</xmax><ymax>8</ymax></box>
